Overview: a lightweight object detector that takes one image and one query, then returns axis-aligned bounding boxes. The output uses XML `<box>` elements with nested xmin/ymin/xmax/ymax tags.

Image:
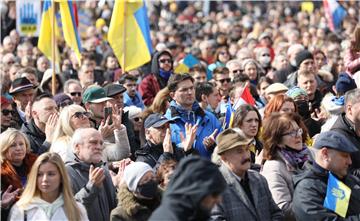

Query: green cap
<box><xmin>82</xmin><ymin>86</ymin><xmax>113</xmax><ymax>104</ymax></box>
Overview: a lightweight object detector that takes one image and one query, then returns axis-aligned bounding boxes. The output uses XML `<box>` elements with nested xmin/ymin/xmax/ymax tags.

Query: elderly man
<box><xmin>293</xmin><ymin>131</ymin><xmax>360</xmax><ymax>220</ymax></box>
<box><xmin>332</xmin><ymin>88</ymin><xmax>360</xmax><ymax>177</ymax></box>
<box><xmin>66</xmin><ymin>128</ymin><xmax>117</xmax><ymax>221</ymax></box>
<box><xmin>210</xmin><ymin>128</ymin><xmax>283</xmax><ymax>221</ymax></box>
<box><xmin>64</xmin><ymin>79</ymin><xmax>83</xmax><ymax>105</ymax></box>
<box><xmin>226</xmin><ymin>59</ymin><xmax>242</xmax><ymax>81</ymax></box>
<box><xmin>165</xmin><ymin>73</ymin><xmax>222</xmax><ymax>159</ymax></box>
<box><xmin>136</xmin><ymin>113</ymin><xmax>196</xmax><ymax>168</ymax></box>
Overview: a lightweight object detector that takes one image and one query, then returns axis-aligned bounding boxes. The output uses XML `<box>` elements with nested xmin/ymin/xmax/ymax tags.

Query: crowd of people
<box><xmin>1</xmin><ymin>1</ymin><xmax>360</xmax><ymax>220</ymax></box>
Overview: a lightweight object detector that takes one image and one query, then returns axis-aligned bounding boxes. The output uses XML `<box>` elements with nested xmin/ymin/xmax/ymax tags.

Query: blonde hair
<box><xmin>52</xmin><ymin>104</ymin><xmax>87</xmax><ymax>142</ymax></box>
<box><xmin>0</xmin><ymin>128</ymin><xmax>31</xmax><ymax>163</ymax></box>
<box><xmin>142</xmin><ymin>87</ymin><xmax>170</xmax><ymax>119</ymax></box>
<box><xmin>16</xmin><ymin>152</ymin><xmax>82</xmax><ymax>220</ymax></box>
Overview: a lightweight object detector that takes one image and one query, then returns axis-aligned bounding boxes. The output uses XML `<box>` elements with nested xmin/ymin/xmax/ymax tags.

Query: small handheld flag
<box><xmin>224</xmin><ymin>101</ymin><xmax>234</xmax><ymax>129</ymax></box>
<box><xmin>174</xmin><ymin>54</ymin><xmax>200</xmax><ymax>74</ymax></box>
<box><xmin>323</xmin><ymin>172</ymin><xmax>351</xmax><ymax>218</ymax></box>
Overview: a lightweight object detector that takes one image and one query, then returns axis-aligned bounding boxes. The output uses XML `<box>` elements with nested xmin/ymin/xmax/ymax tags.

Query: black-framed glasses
<box><xmin>70</xmin><ymin>92</ymin><xmax>82</xmax><ymax>97</ymax></box>
<box><xmin>218</xmin><ymin>78</ymin><xmax>231</xmax><ymax>84</ymax></box>
<box><xmin>159</xmin><ymin>59</ymin><xmax>172</xmax><ymax>64</ymax></box>
<box><xmin>232</xmin><ymin>69</ymin><xmax>242</xmax><ymax>74</ymax></box>
<box><xmin>282</xmin><ymin>128</ymin><xmax>303</xmax><ymax>138</ymax></box>
<box><xmin>1</xmin><ymin>109</ymin><xmax>15</xmax><ymax>116</ymax></box>
<box><xmin>59</xmin><ymin>100</ymin><xmax>74</xmax><ymax>108</ymax></box>
<box><xmin>72</xmin><ymin>111</ymin><xmax>91</xmax><ymax>119</ymax></box>
<box><xmin>133</xmin><ymin>117</ymin><xmax>142</xmax><ymax>122</ymax></box>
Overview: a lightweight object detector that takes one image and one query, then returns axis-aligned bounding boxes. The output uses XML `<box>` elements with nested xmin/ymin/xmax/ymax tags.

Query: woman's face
<box><xmin>280</xmin><ymin>120</ymin><xmax>303</xmax><ymax>151</ymax></box>
<box><xmin>37</xmin><ymin>162</ymin><xmax>61</xmax><ymax>198</ymax></box>
<box><xmin>218</xmin><ymin>49</ymin><xmax>230</xmax><ymax>63</ymax></box>
<box><xmin>1</xmin><ymin>103</ymin><xmax>13</xmax><ymax>127</ymax></box>
<box><xmin>244</xmin><ymin>63</ymin><xmax>257</xmax><ymax>80</ymax></box>
<box><xmin>240</xmin><ymin>111</ymin><xmax>259</xmax><ymax>139</ymax></box>
<box><xmin>130</xmin><ymin>116</ymin><xmax>143</xmax><ymax>132</ymax></box>
<box><xmin>70</xmin><ymin>111</ymin><xmax>91</xmax><ymax>130</ymax></box>
<box><xmin>6</xmin><ymin>135</ymin><xmax>27</xmax><ymax>165</ymax></box>
<box><xmin>279</xmin><ymin>101</ymin><xmax>296</xmax><ymax>114</ymax></box>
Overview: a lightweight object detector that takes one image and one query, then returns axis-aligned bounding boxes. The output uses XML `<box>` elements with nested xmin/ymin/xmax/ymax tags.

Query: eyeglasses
<box><xmin>59</xmin><ymin>100</ymin><xmax>74</xmax><ymax>108</ymax></box>
<box><xmin>72</xmin><ymin>111</ymin><xmax>91</xmax><ymax>119</ymax></box>
<box><xmin>232</xmin><ymin>69</ymin><xmax>242</xmax><ymax>74</ymax></box>
<box><xmin>70</xmin><ymin>92</ymin><xmax>81</xmax><ymax>97</ymax></box>
<box><xmin>159</xmin><ymin>59</ymin><xmax>172</xmax><ymax>64</ymax></box>
<box><xmin>1</xmin><ymin>109</ymin><xmax>15</xmax><ymax>116</ymax></box>
<box><xmin>133</xmin><ymin>117</ymin><xmax>142</xmax><ymax>122</ymax></box>
<box><xmin>218</xmin><ymin>78</ymin><xmax>231</xmax><ymax>84</ymax></box>
<box><xmin>219</xmin><ymin>51</ymin><xmax>228</xmax><ymax>55</ymax></box>
<box><xmin>282</xmin><ymin>128</ymin><xmax>303</xmax><ymax>138</ymax></box>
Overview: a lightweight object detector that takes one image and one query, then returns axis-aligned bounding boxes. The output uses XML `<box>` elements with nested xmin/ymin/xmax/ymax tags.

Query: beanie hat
<box><xmin>123</xmin><ymin>162</ymin><xmax>153</xmax><ymax>192</ymax></box>
<box><xmin>336</xmin><ymin>73</ymin><xmax>357</xmax><ymax>95</ymax></box>
<box><xmin>53</xmin><ymin>93</ymin><xmax>72</xmax><ymax>107</ymax></box>
<box><xmin>286</xmin><ymin>86</ymin><xmax>308</xmax><ymax>99</ymax></box>
<box><xmin>295</xmin><ymin>50</ymin><xmax>313</xmax><ymax>67</ymax></box>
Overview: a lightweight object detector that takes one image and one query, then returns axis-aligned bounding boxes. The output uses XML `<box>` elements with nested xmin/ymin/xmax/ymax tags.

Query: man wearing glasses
<box><xmin>139</xmin><ymin>50</ymin><xmax>174</xmax><ymax>106</ymax></box>
<box><xmin>64</xmin><ymin>79</ymin><xmax>83</xmax><ymax>106</ymax></box>
<box><xmin>213</xmin><ymin>67</ymin><xmax>232</xmax><ymax>116</ymax></box>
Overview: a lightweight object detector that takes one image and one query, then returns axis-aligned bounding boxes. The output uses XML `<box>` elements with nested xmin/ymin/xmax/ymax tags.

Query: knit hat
<box><xmin>295</xmin><ymin>50</ymin><xmax>313</xmax><ymax>67</ymax></box>
<box><xmin>123</xmin><ymin>106</ymin><xmax>142</xmax><ymax>120</ymax></box>
<box><xmin>336</xmin><ymin>73</ymin><xmax>357</xmax><ymax>95</ymax></box>
<box><xmin>286</xmin><ymin>86</ymin><xmax>308</xmax><ymax>99</ymax></box>
<box><xmin>216</xmin><ymin>128</ymin><xmax>253</xmax><ymax>155</ymax></box>
<box><xmin>123</xmin><ymin>162</ymin><xmax>154</xmax><ymax>192</ymax></box>
<box><xmin>53</xmin><ymin>93</ymin><xmax>73</xmax><ymax>108</ymax></box>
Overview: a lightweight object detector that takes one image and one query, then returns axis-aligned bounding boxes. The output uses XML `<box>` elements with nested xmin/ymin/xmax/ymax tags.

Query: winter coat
<box><xmin>39</xmin><ymin>70</ymin><xmax>63</xmax><ymax>94</ymax></box>
<box><xmin>164</xmin><ymin>101</ymin><xmax>222</xmax><ymax>159</ymax></box>
<box><xmin>135</xmin><ymin>141</ymin><xmax>186</xmax><ymax>168</ymax></box>
<box><xmin>124</xmin><ymin>92</ymin><xmax>145</xmax><ymax>110</ymax></box>
<box><xmin>284</xmin><ymin>70</ymin><xmax>326</xmax><ymax>92</ymax></box>
<box><xmin>344</xmin><ymin>48</ymin><xmax>360</xmax><ymax>75</ymax></box>
<box><xmin>149</xmin><ymin>156</ymin><xmax>227</xmax><ymax>221</ymax></box>
<box><xmin>21</xmin><ymin>119</ymin><xmax>51</xmax><ymax>155</ymax></box>
<box><xmin>292</xmin><ymin>161</ymin><xmax>360</xmax><ymax>220</ymax></box>
<box><xmin>274</xmin><ymin>64</ymin><xmax>297</xmax><ymax>83</ymax></box>
<box><xmin>260</xmin><ymin>151</ymin><xmax>301</xmax><ymax>221</ymax></box>
<box><xmin>65</xmin><ymin>158</ymin><xmax>117</xmax><ymax>221</ymax></box>
<box><xmin>210</xmin><ymin>165</ymin><xmax>284</xmax><ymax>221</ymax></box>
<box><xmin>331</xmin><ymin>113</ymin><xmax>360</xmax><ymax>178</ymax></box>
<box><xmin>110</xmin><ymin>184</ymin><xmax>161</xmax><ymax>221</ymax></box>
<box><xmin>139</xmin><ymin>50</ymin><xmax>173</xmax><ymax>106</ymax></box>
<box><xmin>9</xmin><ymin>197</ymin><xmax>88</xmax><ymax>221</ymax></box>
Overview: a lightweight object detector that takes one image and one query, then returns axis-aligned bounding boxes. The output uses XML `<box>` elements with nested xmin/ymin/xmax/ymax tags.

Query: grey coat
<box><xmin>210</xmin><ymin>164</ymin><xmax>284</xmax><ymax>221</ymax></box>
<box><xmin>66</xmin><ymin>159</ymin><xmax>117</xmax><ymax>221</ymax></box>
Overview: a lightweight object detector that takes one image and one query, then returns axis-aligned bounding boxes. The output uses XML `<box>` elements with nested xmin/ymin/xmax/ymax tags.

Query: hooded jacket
<box><xmin>139</xmin><ymin>50</ymin><xmax>173</xmax><ymax>106</ymax></box>
<box><xmin>165</xmin><ymin>100</ymin><xmax>222</xmax><ymax>159</ymax></box>
<box><xmin>65</xmin><ymin>158</ymin><xmax>117</xmax><ymax>221</ymax></box>
<box><xmin>292</xmin><ymin>161</ymin><xmax>360</xmax><ymax>220</ymax></box>
<box><xmin>21</xmin><ymin>119</ymin><xmax>51</xmax><ymax>155</ymax></box>
<box><xmin>39</xmin><ymin>70</ymin><xmax>63</xmax><ymax>94</ymax></box>
<box><xmin>149</xmin><ymin>156</ymin><xmax>226</xmax><ymax>221</ymax></box>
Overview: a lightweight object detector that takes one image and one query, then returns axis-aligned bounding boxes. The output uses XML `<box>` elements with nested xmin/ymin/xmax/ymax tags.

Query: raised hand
<box><xmin>180</xmin><ymin>123</ymin><xmax>198</xmax><ymax>152</ymax></box>
<box><xmin>45</xmin><ymin>113</ymin><xmax>59</xmax><ymax>143</ymax></box>
<box><xmin>110</xmin><ymin>158</ymin><xmax>132</xmax><ymax>187</ymax></box>
<box><xmin>99</xmin><ymin>116</ymin><xmax>114</xmax><ymax>139</ymax></box>
<box><xmin>163</xmin><ymin>128</ymin><xmax>173</xmax><ymax>154</ymax></box>
<box><xmin>1</xmin><ymin>185</ymin><xmax>20</xmax><ymax>209</ymax></box>
<box><xmin>89</xmin><ymin>165</ymin><xmax>105</xmax><ymax>187</ymax></box>
<box><xmin>203</xmin><ymin>128</ymin><xmax>218</xmax><ymax>150</ymax></box>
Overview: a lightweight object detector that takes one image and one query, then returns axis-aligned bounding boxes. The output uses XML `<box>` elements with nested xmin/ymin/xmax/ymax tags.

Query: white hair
<box><xmin>70</xmin><ymin>127</ymin><xmax>98</xmax><ymax>152</ymax></box>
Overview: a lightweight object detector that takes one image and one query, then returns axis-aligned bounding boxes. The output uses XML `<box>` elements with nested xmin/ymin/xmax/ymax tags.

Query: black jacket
<box><xmin>293</xmin><ymin>161</ymin><xmax>360</xmax><ymax>220</ymax></box>
<box><xmin>149</xmin><ymin>156</ymin><xmax>226</xmax><ymax>221</ymax></box>
<box><xmin>135</xmin><ymin>141</ymin><xmax>186</xmax><ymax>168</ymax></box>
<box><xmin>20</xmin><ymin>119</ymin><xmax>50</xmax><ymax>155</ymax></box>
<box><xmin>331</xmin><ymin>114</ymin><xmax>360</xmax><ymax>177</ymax></box>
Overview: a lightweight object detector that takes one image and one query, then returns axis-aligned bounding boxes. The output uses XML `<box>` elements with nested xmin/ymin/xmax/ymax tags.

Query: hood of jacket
<box><xmin>293</xmin><ymin>161</ymin><xmax>328</xmax><ymax>188</ymax></box>
<box><xmin>39</xmin><ymin>69</ymin><xmax>63</xmax><ymax>93</ymax></box>
<box><xmin>150</xmin><ymin>50</ymin><xmax>173</xmax><ymax>88</ymax></box>
<box><xmin>161</xmin><ymin>156</ymin><xmax>226</xmax><ymax>220</ymax></box>
<box><xmin>21</xmin><ymin>119</ymin><xmax>46</xmax><ymax>139</ymax></box>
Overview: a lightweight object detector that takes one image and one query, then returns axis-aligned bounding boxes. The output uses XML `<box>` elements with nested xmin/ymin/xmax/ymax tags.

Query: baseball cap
<box><xmin>144</xmin><ymin>113</ymin><xmax>173</xmax><ymax>129</ymax></box>
<box><xmin>82</xmin><ymin>86</ymin><xmax>112</xmax><ymax>104</ymax></box>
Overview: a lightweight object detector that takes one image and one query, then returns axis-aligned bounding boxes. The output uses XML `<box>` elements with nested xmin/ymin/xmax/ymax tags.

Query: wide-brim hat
<box><xmin>216</xmin><ymin>128</ymin><xmax>253</xmax><ymax>155</ymax></box>
<box><xmin>9</xmin><ymin>77</ymin><xmax>36</xmax><ymax>95</ymax></box>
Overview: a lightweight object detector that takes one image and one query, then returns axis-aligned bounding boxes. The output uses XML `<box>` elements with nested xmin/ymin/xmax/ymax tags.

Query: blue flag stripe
<box><xmin>134</xmin><ymin>1</ymin><xmax>153</xmax><ymax>54</ymax></box>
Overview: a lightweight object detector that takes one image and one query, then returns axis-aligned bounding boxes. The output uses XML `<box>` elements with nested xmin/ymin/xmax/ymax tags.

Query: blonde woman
<box><xmin>0</xmin><ymin>129</ymin><xmax>37</xmax><ymax>220</ymax></box>
<box><xmin>50</xmin><ymin>104</ymin><xmax>91</xmax><ymax>161</ymax></box>
<box><xmin>8</xmin><ymin>152</ymin><xmax>88</xmax><ymax>221</ymax></box>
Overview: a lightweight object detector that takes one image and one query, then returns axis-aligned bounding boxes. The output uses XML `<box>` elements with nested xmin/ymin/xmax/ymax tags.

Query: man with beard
<box><xmin>332</xmin><ymin>88</ymin><xmax>360</xmax><ymax>178</ymax></box>
<box><xmin>149</xmin><ymin>156</ymin><xmax>226</xmax><ymax>221</ymax></box>
<box><xmin>210</xmin><ymin>128</ymin><xmax>283</xmax><ymax>221</ymax></box>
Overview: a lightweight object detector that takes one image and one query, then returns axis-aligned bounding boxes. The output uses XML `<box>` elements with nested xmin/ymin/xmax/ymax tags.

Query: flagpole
<box><xmin>122</xmin><ymin>0</ymin><xmax>127</xmax><ymax>72</ymax></box>
<box><xmin>51</xmin><ymin>0</ymin><xmax>56</xmax><ymax>96</ymax></box>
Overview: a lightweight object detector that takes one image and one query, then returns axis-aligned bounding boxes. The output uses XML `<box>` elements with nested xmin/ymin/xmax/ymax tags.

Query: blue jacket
<box><xmin>123</xmin><ymin>91</ymin><xmax>145</xmax><ymax>109</ymax></box>
<box><xmin>165</xmin><ymin>101</ymin><xmax>222</xmax><ymax>159</ymax></box>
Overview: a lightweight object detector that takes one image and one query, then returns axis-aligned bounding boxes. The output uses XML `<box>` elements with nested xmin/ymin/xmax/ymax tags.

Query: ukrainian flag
<box><xmin>38</xmin><ymin>0</ymin><xmax>60</xmax><ymax>62</ymax></box>
<box><xmin>224</xmin><ymin>101</ymin><xmax>234</xmax><ymax>129</ymax></box>
<box><xmin>323</xmin><ymin>172</ymin><xmax>351</xmax><ymax>218</ymax></box>
<box><xmin>174</xmin><ymin>54</ymin><xmax>200</xmax><ymax>74</ymax></box>
<box><xmin>59</xmin><ymin>1</ymin><xmax>82</xmax><ymax>65</ymax></box>
<box><xmin>108</xmin><ymin>0</ymin><xmax>153</xmax><ymax>72</ymax></box>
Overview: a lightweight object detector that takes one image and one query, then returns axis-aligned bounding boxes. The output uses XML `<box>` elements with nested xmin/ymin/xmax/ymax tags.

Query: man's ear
<box><xmin>84</xmin><ymin>102</ymin><xmax>90</xmax><ymax>111</ymax></box>
<box><xmin>201</xmin><ymin>94</ymin><xmax>208</xmax><ymax>103</ymax></box>
<box><xmin>169</xmin><ymin>92</ymin><xmax>175</xmax><ymax>99</ymax></box>
<box><xmin>320</xmin><ymin>147</ymin><xmax>330</xmax><ymax>162</ymax></box>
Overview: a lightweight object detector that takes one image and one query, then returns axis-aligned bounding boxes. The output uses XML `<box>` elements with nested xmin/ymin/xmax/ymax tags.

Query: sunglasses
<box><xmin>232</xmin><ymin>69</ymin><xmax>242</xmax><ymax>74</ymax></box>
<box><xmin>159</xmin><ymin>59</ymin><xmax>172</xmax><ymax>64</ymax></box>
<box><xmin>133</xmin><ymin>117</ymin><xmax>142</xmax><ymax>122</ymax></box>
<box><xmin>72</xmin><ymin>111</ymin><xmax>91</xmax><ymax>119</ymax></box>
<box><xmin>218</xmin><ymin>78</ymin><xmax>231</xmax><ymax>84</ymax></box>
<box><xmin>59</xmin><ymin>100</ymin><xmax>74</xmax><ymax>108</ymax></box>
<box><xmin>2</xmin><ymin>109</ymin><xmax>15</xmax><ymax>116</ymax></box>
<box><xmin>219</xmin><ymin>51</ymin><xmax>228</xmax><ymax>55</ymax></box>
<box><xmin>70</xmin><ymin>92</ymin><xmax>81</xmax><ymax>97</ymax></box>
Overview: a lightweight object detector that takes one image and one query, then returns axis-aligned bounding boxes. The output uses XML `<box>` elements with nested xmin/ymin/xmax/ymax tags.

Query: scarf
<box><xmin>30</xmin><ymin>194</ymin><xmax>64</xmax><ymax>218</ymax></box>
<box><xmin>279</xmin><ymin>146</ymin><xmax>309</xmax><ymax>169</ymax></box>
<box><xmin>159</xmin><ymin>69</ymin><xmax>172</xmax><ymax>82</ymax></box>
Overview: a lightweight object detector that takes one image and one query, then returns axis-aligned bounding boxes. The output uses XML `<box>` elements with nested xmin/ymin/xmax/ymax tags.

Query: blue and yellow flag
<box><xmin>174</xmin><ymin>54</ymin><xmax>200</xmax><ymax>74</ymax></box>
<box><xmin>108</xmin><ymin>0</ymin><xmax>153</xmax><ymax>72</ymax></box>
<box><xmin>323</xmin><ymin>172</ymin><xmax>351</xmax><ymax>218</ymax></box>
<box><xmin>224</xmin><ymin>101</ymin><xmax>234</xmax><ymax>129</ymax></box>
<box><xmin>38</xmin><ymin>0</ymin><xmax>60</xmax><ymax>62</ymax></box>
<box><xmin>59</xmin><ymin>0</ymin><xmax>82</xmax><ymax>64</ymax></box>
